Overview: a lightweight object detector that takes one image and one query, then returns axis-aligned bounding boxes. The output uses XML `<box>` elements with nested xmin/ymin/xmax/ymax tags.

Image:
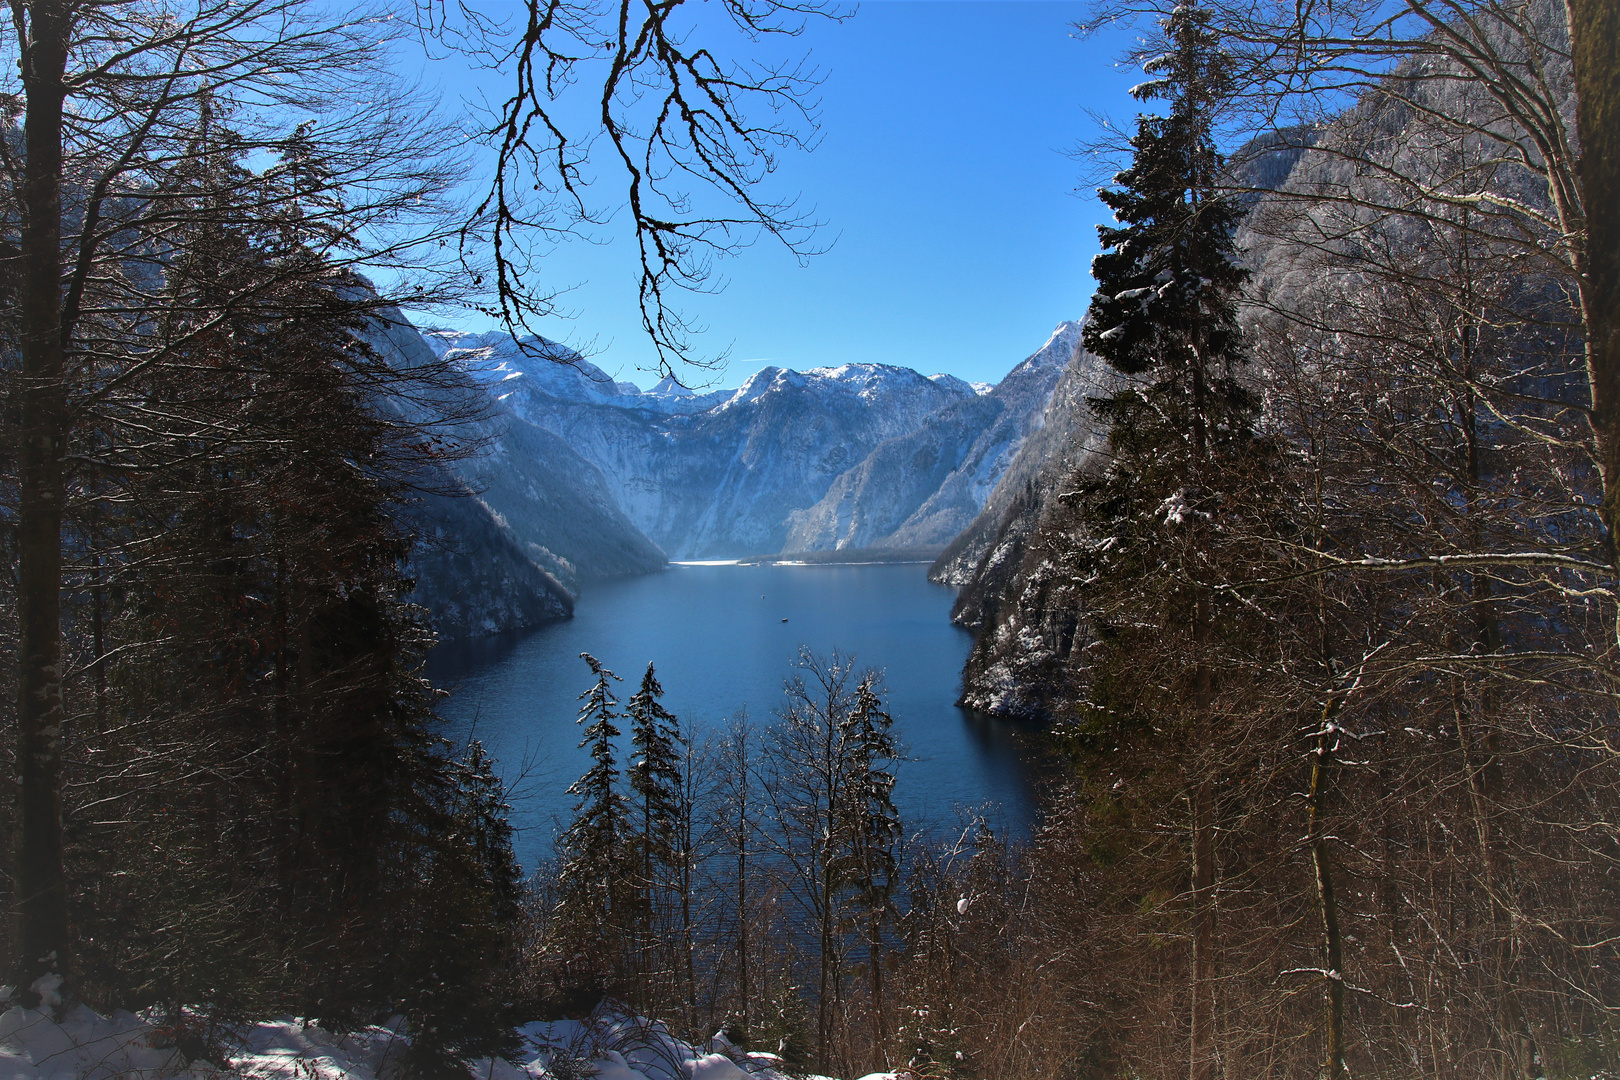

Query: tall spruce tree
<box><xmin>1071</xmin><ymin>6</ymin><xmax>1260</xmax><ymax>1079</ymax></box>
<box><xmin>43</xmin><ymin>126</ymin><xmax>528</xmax><ymax>1052</ymax></box>
<box><xmin>839</xmin><ymin>674</ymin><xmax>901</xmax><ymax>1054</ymax></box>
<box><xmin>625</xmin><ymin>663</ymin><xmax>683</xmax><ymax>996</ymax></box>
<box><xmin>557</xmin><ymin>654</ymin><xmax>628</xmax><ymax>989</ymax></box>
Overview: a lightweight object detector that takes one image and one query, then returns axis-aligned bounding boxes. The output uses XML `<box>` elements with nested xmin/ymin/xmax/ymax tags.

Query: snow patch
<box><xmin>0</xmin><ymin>1001</ymin><xmax>809</xmax><ymax>1080</ymax></box>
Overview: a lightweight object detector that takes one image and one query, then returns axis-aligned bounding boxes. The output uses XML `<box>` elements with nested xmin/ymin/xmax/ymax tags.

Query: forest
<box><xmin>0</xmin><ymin>0</ymin><xmax>1617</xmax><ymax>1078</ymax></box>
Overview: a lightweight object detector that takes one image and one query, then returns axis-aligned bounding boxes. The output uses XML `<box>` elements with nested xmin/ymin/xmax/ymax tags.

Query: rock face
<box><xmin>921</xmin><ymin>340</ymin><xmax>1119</xmax><ymax>718</ymax></box>
<box><xmin>367</xmin><ymin>314</ymin><xmax>665</xmax><ymax>641</ymax></box>
<box><xmin>784</xmin><ymin>322</ymin><xmax>1087</xmax><ymax>554</ymax></box>
<box><xmin>376</xmin><ymin>314</ymin><xmax>1097</xmax><ymax>638</ymax></box>
<box><xmin>423</xmin><ymin>331</ymin><xmax>1012</xmax><ymax>560</ymax></box>
<box><xmin>930</xmin><ymin>342</ymin><xmax>1117</xmax><ymax>594</ymax></box>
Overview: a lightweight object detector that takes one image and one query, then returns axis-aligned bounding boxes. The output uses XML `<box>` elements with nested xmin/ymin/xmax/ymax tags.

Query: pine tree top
<box><xmin>1082</xmin><ymin>0</ymin><xmax>1248</xmax><ymax>381</ymax></box>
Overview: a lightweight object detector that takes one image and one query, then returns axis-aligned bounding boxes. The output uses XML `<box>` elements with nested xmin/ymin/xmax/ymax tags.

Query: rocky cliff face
<box><xmin>424</xmin><ymin>331</ymin><xmax>983</xmax><ymax>559</ymax></box>
<box><xmin>784</xmin><ymin>322</ymin><xmax>1087</xmax><ymax>554</ymax></box>
<box><xmin>368</xmin><ymin>315</ymin><xmax>664</xmax><ymax>641</ymax></box>
<box><xmin>920</xmin><ymin>339</ymin><xmax>1118</xmax><ymax>718</ymax></box>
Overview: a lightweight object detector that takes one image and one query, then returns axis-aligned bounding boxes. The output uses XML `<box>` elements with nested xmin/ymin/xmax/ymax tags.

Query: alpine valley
<box><xmin>386</xmin><ymin>315</ymin><xmax>1113</xmax><ymax>640</ymax></box>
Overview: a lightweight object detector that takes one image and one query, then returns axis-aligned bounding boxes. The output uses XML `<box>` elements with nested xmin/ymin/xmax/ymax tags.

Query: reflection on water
<box><xmin>427</xmin><ymin>563</ymin><xmax>1044</xmax><ymax>869</ymax></box>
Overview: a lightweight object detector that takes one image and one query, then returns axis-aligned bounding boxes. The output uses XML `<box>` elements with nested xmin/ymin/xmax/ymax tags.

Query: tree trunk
<box><xmin>1307</xmin><ymin>696</ymin><xmax>1347</xmax><ymax>1080</ymax></box>
<box><xmin>682</xmin><ymin>843</ymin><xmax>695</xmax><ymax>1031</ymax></box>
<box><xmin>1567</xmin><ymin>0</ymin><xmax>1620</xmax><ymax>588</ymax></box>
<box><xmin>1189</xmin><ymin>770</ymin><xmax>1216</xmax><ymax>1080</ymax></box>
<box><xmin>1189</xmin><ymin>590</ymin><xmax>1215</xmax><ymax>1080</ymax></box>
<box><xmin>15</xmin><ymin>0</ymin><xmax>72</xmax><ymax>996</ymax></box>
<box><xmin>868</xmin><ymin>907</ymin><xmax>886</xmax><ymax>1058</ymax></box>
<box><xmin>737</xmin><ymin>789</ymin><xmax>750</xmax><ymax>1035</ymax></box>
<box><xmin>818</xmin><ymin>863</ymin><xmax>834</xmax><ymax>1067</ymax></box>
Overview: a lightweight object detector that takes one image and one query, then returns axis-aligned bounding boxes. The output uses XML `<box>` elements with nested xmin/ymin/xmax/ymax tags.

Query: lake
<box><xmin>427</xmin><ymin>562</ymin><xmax>1041</xmax><ymax>869</ymax></box>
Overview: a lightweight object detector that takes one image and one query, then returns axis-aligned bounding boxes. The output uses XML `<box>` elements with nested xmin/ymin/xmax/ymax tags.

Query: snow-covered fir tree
<box><xmin>625</xmin><ymin>662</ymin><xmax>685</xmax><ymax>992</ymax></box>
<box><xmin>627</xmin><ymin>663</ymin><xmax>683</xmax><ymax>892</ymax></box>
<box><xmin>1080</xmin><ymin>1</ymin><xmax>1252</xmax><ymax>468</ymax></box>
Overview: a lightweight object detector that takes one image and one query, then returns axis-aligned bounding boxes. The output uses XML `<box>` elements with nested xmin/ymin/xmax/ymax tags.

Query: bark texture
<box><xmin>1568</xmin><ymin>0</ymin><xmax>1620</xmax><ymax>578</ymax></box>
<box><xmin>14</xmin><ymin>0</ymin><xmax>72</xmax><ymax>993</ymax></box>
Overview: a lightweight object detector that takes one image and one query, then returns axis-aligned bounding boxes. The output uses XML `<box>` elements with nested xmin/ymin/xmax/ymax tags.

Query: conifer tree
<box><xmin>1069</xmin><ymin>6</ymin><xmax>1267</xmax><ymax>1078</ymax></box>
<box><xmin>557</xmin><ymin>653</ymin><xmax>628</xmax><ymax>986</ymax></box>
<box><xmin>627</xmin><ymin>665</ymin><xmax>682</xmax><ymax>891</ymax></box>
<box><xmin>625</xmin><ymin>663</ymin><xmax>683</xmax><ymax>996</ymax></box>
<box><xmin>839</xmin><ymin>674</ymin><xmax>901</xmax><ymax>1054</ymax></box>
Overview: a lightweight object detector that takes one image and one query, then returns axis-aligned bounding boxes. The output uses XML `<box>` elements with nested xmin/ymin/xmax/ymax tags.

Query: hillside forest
<box><xmin>1</xmin><ymin>0</ymin><xmax>1618</xmax><ymax>1079</ymax></box>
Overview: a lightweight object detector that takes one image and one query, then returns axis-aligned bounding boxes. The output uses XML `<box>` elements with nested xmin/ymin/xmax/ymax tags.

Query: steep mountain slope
<box><xmin>367</xmin><ymin>315</ymin><xmax>664</xmax><ymax>640</ymax></box>
<box><xmin>918</xmin><ymin>340</ymin><xmax>1119</xmax><ymax>718</ymax></box>
<box><xmin>425</xmin><ymin>332</ymin><xmax>974</xmax><ymax>559</ymax></box>
<box><xmin>929</xmin><ymin>341</ymin><xmax>1117</xmax><ymax>595</ymax></box>
<box><xmin>784</xmin><ymin>322</ymin><xmax>1087</xmax><ymax>554</ymax></box>
<box><xmin>941</xmin><ymin>70</ymin><xmax>1557</xmax><ymax>717</ymax></box>
<box><xmin>406</xmin><ymin>485</ymin><xmax>575</xmax><ymax>640</ymax></box>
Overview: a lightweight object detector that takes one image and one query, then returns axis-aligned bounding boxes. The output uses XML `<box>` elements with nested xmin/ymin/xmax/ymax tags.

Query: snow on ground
<box><xmin>0</xmin><ymin>996</ymin><xmax>807</xmax><ymax>1080</ymax></box>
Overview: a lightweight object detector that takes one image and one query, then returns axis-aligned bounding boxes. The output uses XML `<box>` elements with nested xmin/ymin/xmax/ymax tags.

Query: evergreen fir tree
<box><xmin>556</xmin><ymin>654</ymin><xmax>628</xmax><ymax>974</ymax></box>
<box><xmin>1065</xmin><ymin>7</ymin><xmax>1273</xmax><ymax>1079</ymax></box>
<box><xmin>449</xmin><ymin>741</ymin><xmax>524</xmax><ymax>922</ymax></box>
<box><xmin>393</xmin><ymin>741</ymin><xmax>524</xmax><ymax>1079</ymax></box>
<box><xmin>1080</xmin><ymin>1</ymin><xmax>1252</xmax><ymax>488</ymax></box>
<box><xmin>627</xmin><ymin>663</ymin><xmax>682</xmax><ymax>896</ymax></box>
<box><xmin>625</xmin><ymin>663</ymin><xmax>683</xmax><ymax>997</ymax></box>
<box><xmin>839</xmin><ymin>674</ymin><xmax>901</xmax><ymax>1051</ymax></box>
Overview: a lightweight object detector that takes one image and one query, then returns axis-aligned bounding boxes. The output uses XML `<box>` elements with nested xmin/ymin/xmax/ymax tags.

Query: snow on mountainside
<box><xmin>387</xmin><ymin>317</ymin><xmax>1094</xmax><ymax>630</ymax></box>
<box><xmin>784</xmin><ymin>322</ymin><xmax>1087</xmax><ymax>555</ymax></box>
<box><xmin>929</xmin><ymin>336</ymin><xmax>1117</xmax><ymax>591</ymax></box>
<box><xmin>421</xmin><ymin>330</ymin><xmax>730</xmax><ymax>416</ymax></box>
<box><xmin>934</xmin><ymin>343</ymin><xmax>1119</xmax><ymax>718</ymax></box>
<box><xmin>423</xmin><ymin>331</ymin><xmax>975</xmax><ymax>560</ymax></box>
<box><xmin>367</xmin><ymin>316</ymin><xmax>665</xmax><ymax>641</ymax></box>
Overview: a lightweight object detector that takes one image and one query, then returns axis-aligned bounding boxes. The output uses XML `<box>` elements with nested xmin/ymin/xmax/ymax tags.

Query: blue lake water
<box><xmin>427</xmin><ymin>562</ymin><xmax>1042</xmax><ymax>870</ymax></box>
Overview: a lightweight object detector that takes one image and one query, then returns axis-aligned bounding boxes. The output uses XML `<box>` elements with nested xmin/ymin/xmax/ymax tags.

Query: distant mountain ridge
<box><xmin>378</xmin><ymin>314</ymin><xmax>1089</xmax><ymax>639</ymax></box>
<box><xmin>421</xmin><ymin>328</ymin><xmax>1080</xmax><ymax>562</ymax></box>
<box><xmin>785</xmin><ymin>322</ymin><xmax>1088</xmax><ymax>555</ymax></box>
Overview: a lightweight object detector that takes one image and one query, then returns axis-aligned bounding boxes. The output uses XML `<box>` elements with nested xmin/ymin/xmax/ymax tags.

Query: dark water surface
<box><xmin>428</xmin><ymin>562</ymin><xmax>1040</xmax><ymax>869</ymax></box>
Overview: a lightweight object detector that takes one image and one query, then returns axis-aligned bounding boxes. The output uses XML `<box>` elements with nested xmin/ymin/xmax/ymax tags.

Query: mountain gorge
<box><xmin>392</xmin><ymin>317</ymin><xmax>1095</xmax><ymax>638</ymax></box>
<box><xmin>783</xmin><ymin>322</ymin><xmax>1086</xmax><ymax>554</ymax></box>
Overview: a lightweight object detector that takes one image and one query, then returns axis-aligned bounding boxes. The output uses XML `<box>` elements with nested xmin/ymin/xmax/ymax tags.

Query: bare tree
<box><xmin>709</xmin><ymin>712</ymin><xmax>759</xmax><ymax>1037</ymax></box>
<box><xmin>421</xmin><ymin>0</ymin><xmax>843</xmax><ymax>376</ymax></box>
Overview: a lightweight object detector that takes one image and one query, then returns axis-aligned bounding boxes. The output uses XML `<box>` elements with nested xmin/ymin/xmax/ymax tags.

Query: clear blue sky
<box><xmin>408</xmin><ymin>2</ymin><xmax>1145</xmax><ymax>388</ymax></box>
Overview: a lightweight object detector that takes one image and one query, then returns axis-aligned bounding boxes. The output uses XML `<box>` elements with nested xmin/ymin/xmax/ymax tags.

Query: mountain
<box><xmin>936</xmin><ymin>86</ymin><xmax>1530</xmax><ymax>717</ymax></box>
<box><xmin>784</xmin><ymin>322</ymin><xmax>1087</xmax><ymax>555</ymax></box>
<box><xmin>911</xmin><ymin>338</ymin><xmax>1118</xmax><ymax>718</ymax></box>
<box><xmin>929</xmin><ymin>339</ymin><xmax>1117</xmax><ymax>594</ymax></box>
<box><xmin>422</xmin><ymin>332</ymin><xmax>976</xmax><ymax>559</ymax></box>
<box><xmin>366</xmin><ymin>315</ymin><xmax>666</xmax><ymax>640</ymax></box>
<box><xmin>387</xmin><ymin>317</ymin><xmax>1097</xmax><ymax>638</ymax></box>
<box><xmin>406</xmin><ymin>485</ymin><xmax>576</xmax><ymax>641</ymax></box>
